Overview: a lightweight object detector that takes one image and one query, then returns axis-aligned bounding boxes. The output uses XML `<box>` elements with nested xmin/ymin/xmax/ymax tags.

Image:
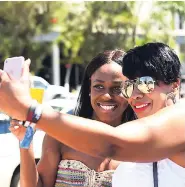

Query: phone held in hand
<box><xmin>3</xmin><ymin>56</ymin><xmax>25</xmax><ymax>80</ymax></box>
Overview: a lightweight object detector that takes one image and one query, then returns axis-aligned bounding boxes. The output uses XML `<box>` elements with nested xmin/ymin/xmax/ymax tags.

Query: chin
<box><xmin>100</xmin><ymin>117</ymin><xmax>111</xmax><ymax>122</ymax></box>
<box><xmin>99</xmin><ymin>117</ymin><xmax>114</xmax><ymax>124</ymax></box>
<box><xmin>136</xmin><ymin>114</ymin><xmax>144</xmax><ymax>119</ymax></box>
<box><xmin>136</xmin><ymin>111</ymin><xmax>151</xmax><ymax>118</ymax></box>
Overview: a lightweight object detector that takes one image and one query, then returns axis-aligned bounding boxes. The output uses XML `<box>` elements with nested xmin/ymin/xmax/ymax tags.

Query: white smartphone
<box><xmin>3</xmin><ymin>56</ymin><xmax>25</xmax><ymax>80</ymax></box>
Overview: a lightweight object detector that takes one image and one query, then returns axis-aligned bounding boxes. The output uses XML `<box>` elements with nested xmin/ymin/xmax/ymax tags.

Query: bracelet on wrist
<box><xmin>19</xmin><ymin>100</ymin><xmax>43</xmax><ymax>149</ymax></box>
<box><xmin>26</xmin><ymin>100</ymin><xmax>43</xmax><ymax>124</ymax></box>
<box><xmin>20</xmin><ymin>125</ymin><xmax>35</xmax><ymax>149</ymax></box>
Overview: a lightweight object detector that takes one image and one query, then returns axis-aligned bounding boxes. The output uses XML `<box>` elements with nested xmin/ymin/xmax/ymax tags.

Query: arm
<box><xmin>20</xmin><ymin>145</ymin><xmax>42</xmax><ymax>187</ymax></box>
<box><xmin>34</xmin><ymin>100</ymin><xmax>185</xmax><ymax>162</ymax></box>
<box><xmin>1</xmin><ymin>64</ymin><xmax>185</xmax><ymax>163</ymax></box>
<box><xmin>37</xmin><ymin>134</ymin><xmax>61</xmax><ymax>187</ymax></box>
<box><xmin>20</xmin><ymin>134</ymin><xmax>61</xmax><ymax>187</ymax></box>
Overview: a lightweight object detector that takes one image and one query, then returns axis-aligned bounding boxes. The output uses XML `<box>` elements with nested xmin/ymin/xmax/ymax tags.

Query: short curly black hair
<box><xmin>122</xmin><ymin>42</ymin><xmax>181</xmax><ymax>84</ymax></box>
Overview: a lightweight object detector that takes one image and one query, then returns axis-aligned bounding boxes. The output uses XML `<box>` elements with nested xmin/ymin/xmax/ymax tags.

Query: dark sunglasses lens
<box><xmin>122</xmin><ymin>82</ymin><xmax>134</xmax><ymax>98</ymax></box>
<box><xmin>137</xmin><ymin>76</ymin><xmax>155</xmax><ymax>94</ymax></box>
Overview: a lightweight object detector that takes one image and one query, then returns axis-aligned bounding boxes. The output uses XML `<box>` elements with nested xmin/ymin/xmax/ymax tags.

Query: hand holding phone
<box><xmin>3</xmin><ymin>56</ymin><xmax>34</xmax><ymax>149</ymax></box>
<box><xmin>3</xmin><ymin>56</ymin><xmax>25</xmax><ymax>80</ymax></box>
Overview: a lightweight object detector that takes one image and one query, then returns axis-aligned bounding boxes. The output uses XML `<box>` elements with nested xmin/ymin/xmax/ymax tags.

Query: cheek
<box><xmin>116</xmin><ymin>96</ymin><xmax>128</xmax><ymax>109</ymax></box>
<box><xmin>147</xmin><ymin>88</ymin><xmax>168</xmax><ymax>107</ymax></box>
<box><xmin>90</xmin><ymin>89</ymin><xmax>100</xmax><ymax>106</ymax></box>
<box><xmin>90</xmin><ymin>88</ymin><xmax>98</xmax><ymax>98</ymax></box>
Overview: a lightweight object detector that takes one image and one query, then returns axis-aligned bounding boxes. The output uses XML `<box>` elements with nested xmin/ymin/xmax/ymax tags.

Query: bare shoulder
<box><xmin>42</xmin><ymin>133</ymin><xmax>62</xmax><ymax>152</ymax></box>
<box><xmin>38</xmin><ymin>133</ymin><xmax>62</xmax><ymax>164</ymax></box>
<box><xmin>170</xmin><ymin>152</ymin><xmax>185</xmax><ymax>168</ymax></box>
<box><xmin>37</xmin><ymin>134</ymin><xmax>62</xmax><ymax>186</ymax></box>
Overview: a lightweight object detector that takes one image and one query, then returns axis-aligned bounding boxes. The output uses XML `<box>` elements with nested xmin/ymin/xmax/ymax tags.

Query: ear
<box><xmin>171</xmin><ymin>79</ymin><xmax>180</xmax><ymax>94</ymax></box>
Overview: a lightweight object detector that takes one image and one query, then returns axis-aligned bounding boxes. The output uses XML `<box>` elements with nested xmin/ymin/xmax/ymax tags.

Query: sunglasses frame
<box><xmin>121</xmin><ymin>76</ymin><xmax>156</xmax><ymax>98</ymax></box>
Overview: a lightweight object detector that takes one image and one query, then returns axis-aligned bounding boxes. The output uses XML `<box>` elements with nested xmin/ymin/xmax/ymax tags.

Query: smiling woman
<box><xmin>113</xmin><ymin>42</ymin><xmax>184</xmax><ymax>187</ymax></box>
<box><xmin>9</xmin><ymin>49</ymin><xmax>136</xmax><ymax>187</ymax></box>
<box><xmin>89</xmin><ymin>61</ymin><xmax>129</xmax><ymax>126</ymax></box>
<box><xmin>74</xmin><ymin>50</ymin><xmax>135</xmax><ymax>125</ymax></box>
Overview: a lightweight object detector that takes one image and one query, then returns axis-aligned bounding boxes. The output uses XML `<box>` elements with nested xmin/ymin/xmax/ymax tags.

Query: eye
<box><xmin>93</xmin><ymin>84</ymin><xmax>104</xmax><ymax>90</ymax></box>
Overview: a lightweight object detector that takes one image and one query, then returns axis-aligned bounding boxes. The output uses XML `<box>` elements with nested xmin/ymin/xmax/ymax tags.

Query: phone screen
<box><xmin>3</xmin><ymin>56</ymin><xmax>25</xmax><ymax>80</ymax></box>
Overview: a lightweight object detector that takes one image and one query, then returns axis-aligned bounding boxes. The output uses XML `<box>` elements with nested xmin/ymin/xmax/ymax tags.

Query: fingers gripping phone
<box><xmin>3</xmin><ymin>57</ymin><xmax>33</xmax><ymax>149</ymax></box>
<box><xmin>3</xmin><ymin>56</ymin><xmax>25</xmax><ymax>80</ymax></box>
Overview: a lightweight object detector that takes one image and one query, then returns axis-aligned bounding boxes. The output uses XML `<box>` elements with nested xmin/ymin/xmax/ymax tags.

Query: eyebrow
<box><xmin>93</xmin><ymin>79</ymin><xmax>123</xmax><ymax>84</ymax></box>
<box><xmin>93</xmin><ymin>79</ymin><xmax>105</xmax><ymax>83</ymax></box>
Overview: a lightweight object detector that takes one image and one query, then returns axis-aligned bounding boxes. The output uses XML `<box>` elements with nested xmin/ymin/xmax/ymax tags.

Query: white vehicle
<box><xmin>31</xmin><ymin>75</ymin><xmax>49</xmax><ymax>90</ymax></box>
<box><xmin>0</xmin><ymin>76</ymin><xmax>77</xmax><ymax>187</ymax></box>
<box><xmin>0</xmin><ymin>113</ymin><xmax>45</xmax><ymax>187</ymax></box>
<box><xmin>48</xmin><ymin>95</ymin><xmax>77</xmax><ymax>113</ymax></box>
<box><xmin>0</xmin><ymin>76</ymin><xmax>49</xmax><ymax>187</ymax></box>
<box><xmin>31</xmin><ymin>76</ymin><xmax>70</xmax><ymax>102</ymax></box>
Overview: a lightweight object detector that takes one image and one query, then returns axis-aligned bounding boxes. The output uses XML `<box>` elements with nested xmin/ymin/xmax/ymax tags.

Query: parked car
<box><xmin>0</xmin><ymin>104</ymin><xmax>76</xmax><ymax>187</ymax></box>
<box><xmin>31</xmin><ymin>76</ymin><xmax>71</xmax><ymax>102</ymax></box>
<box><xmin>48</xmin><ymin>95</ymin><xmax>77</xmax><ymax>113</ymax></box>
<box><xmin>0</xmin><ymin>76</ymin><xmax>49</xmax><ymax>187</ymax></box>
<box><xmin>30</xmin><ymin>75</ymin><xmax>49</xmax><ymax>90</ymax></box>
<box><xmin>0</xmin><ymin>76</ymin><xmax>78</xmax><ymax>187</ymax></box>
<box><xmin>0</xmin><ymin>113</ymin><xmax>45</xmax><ymax>187</ymax></box>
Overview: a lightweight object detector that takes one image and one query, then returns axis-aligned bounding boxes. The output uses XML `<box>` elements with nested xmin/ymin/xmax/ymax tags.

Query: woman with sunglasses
<box><xmin>0</xmin><ymin>43</ymin><xmax>185</xmax><ymax>165</ymax></box>
<box><xmin>113</xmin><ymin>42</ymin><xmax>185</xmax><ymax>187</ymax></box>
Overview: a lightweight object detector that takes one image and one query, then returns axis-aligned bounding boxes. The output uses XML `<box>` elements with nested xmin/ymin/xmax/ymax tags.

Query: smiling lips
<box><xmin>97</xmin><ymin>103</ymin><xmax>117</xmax><ymax>111</ymax></box>
<box><xmin>132</xmin><ymin>103</ymin><xmax>150</xmax><ymax>112</ymax></box>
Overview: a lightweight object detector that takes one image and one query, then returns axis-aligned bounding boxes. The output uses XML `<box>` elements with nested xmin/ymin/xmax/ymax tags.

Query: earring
<box><xmin>165</xmin><ymin>92</ymin><xmax>176</xmax><ymax>106</ymax></box>
<box><xmin>89</xmin><ymin>93</ymin><xmax>91</xmax><ymax>96</ymax></box>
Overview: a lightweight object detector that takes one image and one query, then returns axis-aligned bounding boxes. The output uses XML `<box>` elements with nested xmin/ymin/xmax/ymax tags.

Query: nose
<box><xmin>131</xmin><ymin>85</ymin><xmax>144</xmax><ymax>100</ymax></box>
<box><xmin>102</xmin><ymin>90</ymin><xmax>113</xmax><ymax>100</ymax></box>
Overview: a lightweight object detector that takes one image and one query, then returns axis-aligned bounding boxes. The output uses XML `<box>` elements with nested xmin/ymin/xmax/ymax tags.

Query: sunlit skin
<box><xmin>90</xmin><ymin>62</ymin><xmax>128</xmax><ymax>127</ymax></box>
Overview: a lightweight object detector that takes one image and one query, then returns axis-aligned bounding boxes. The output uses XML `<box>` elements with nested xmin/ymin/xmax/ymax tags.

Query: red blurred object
<box><xmin>65</xmin><ymin>64</ymin><xmax>71</xmax><ymax>69</ymax></box>
<box><xmin>50</xmin><ymin>17</ymin><xmax>58</xmax><ymax>24</ymax></box>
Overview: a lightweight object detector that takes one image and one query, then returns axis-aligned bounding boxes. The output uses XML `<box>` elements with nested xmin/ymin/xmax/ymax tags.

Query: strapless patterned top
<box><xmin>55</xmin><ymin>160</ymin><xmax>114</xmax><ymax>187</ymax></box>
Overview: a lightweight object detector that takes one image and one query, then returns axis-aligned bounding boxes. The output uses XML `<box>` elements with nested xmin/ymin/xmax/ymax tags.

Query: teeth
<box><xmin>135</xmin><ymin>104</ymin><xmax>148</xmax><ymax>109</ymax></box>
<box><xmin>100</xmin><ymin>105</ymin><xmax>115</xmax><ymax>110</ymax></box>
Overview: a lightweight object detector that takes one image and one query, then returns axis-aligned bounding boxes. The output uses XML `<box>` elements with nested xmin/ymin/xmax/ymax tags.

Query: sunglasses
<box><xmin>121</xmin><ymin>76</ymin><xmax>156</xmax><ymax>98</ymax></box>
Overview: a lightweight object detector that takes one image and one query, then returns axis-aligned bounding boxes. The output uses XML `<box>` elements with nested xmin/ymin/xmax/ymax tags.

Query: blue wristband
<box><xmin>20</xmin><ymin>126</ymin><xmax>35</xmax><ymax>149</ymax></box>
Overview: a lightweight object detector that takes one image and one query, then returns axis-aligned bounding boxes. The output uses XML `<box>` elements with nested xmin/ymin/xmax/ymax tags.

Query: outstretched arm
<box><xmin>34</xmin><ymin>100</ymin><xmax>185</xmax><ymax>162</ymax></box>
<box><xmin>0</xmin><ymin>62</ymin><xmax>185</xmax><ymax>162</ymax></box>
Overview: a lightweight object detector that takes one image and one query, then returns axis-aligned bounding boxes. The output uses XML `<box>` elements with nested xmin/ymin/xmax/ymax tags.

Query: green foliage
<box><xmin>77</xmin><ymin>1</ymin><xmax>137</xmax><ymax>63</ymax></box>
<box><xmin>0</xmin><ymin>2</ymin><xmax>53</xmax><ymax>69</ymax></box>
<box><xmin>0</xmin><ymin>1</ymin><xmax>185</xmax><ymax>72</ymax></box>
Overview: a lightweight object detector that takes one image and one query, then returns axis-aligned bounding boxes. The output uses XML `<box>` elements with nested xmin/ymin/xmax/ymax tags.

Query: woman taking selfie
<box><xmin>112</xmin><ymin>42</ymin><xmax>185</xmax><ymax>187</ymax></box>
<box><xmin>0</xmin><ymin>43</ymin><xmax>185</xmax><ymax>167</ymax></box>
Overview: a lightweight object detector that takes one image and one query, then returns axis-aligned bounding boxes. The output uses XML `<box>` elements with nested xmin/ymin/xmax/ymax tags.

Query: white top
<box><xmin>112</xmin><ymin>159</ymin><xmax>185</xmax><ymax>187</ymax></box>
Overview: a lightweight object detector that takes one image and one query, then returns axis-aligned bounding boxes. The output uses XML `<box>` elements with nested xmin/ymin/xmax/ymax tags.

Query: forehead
<box><xmin>91</xmin><ymin>62</ymin><xmax>124</xmax><ymax>81</ymax></box>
